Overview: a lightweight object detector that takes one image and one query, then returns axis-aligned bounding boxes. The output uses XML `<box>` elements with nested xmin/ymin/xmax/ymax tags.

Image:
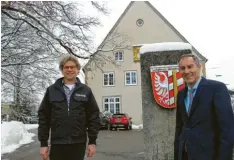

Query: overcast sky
<box><xmin>92</xmin><ymin>0</ymin><xmax>234</xmax><ymax>89</ymax></box>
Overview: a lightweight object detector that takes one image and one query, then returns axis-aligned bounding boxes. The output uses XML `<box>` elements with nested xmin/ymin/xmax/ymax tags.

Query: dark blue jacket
<box><xmin>174</xmin><ymin>77</ymin><xmax>234</xmax><ymax>160</ymax></box>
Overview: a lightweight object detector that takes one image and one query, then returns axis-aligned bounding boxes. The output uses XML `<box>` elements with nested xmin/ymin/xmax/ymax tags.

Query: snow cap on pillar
<box><xmin>140</xmin><ymin>42</ymin><xmax>192</xmax><ymax>54</ymax></box>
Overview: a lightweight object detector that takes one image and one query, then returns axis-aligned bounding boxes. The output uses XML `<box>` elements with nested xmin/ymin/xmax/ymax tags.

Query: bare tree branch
<box><xmin>91</xmin><ymin>1</ymin><xmax>109</xmax><ymax>14</ymax></box>
<box><xmin>1</xmin><ymin>1</ymin><xmax>131</xmax><ymax>115</ymax></box>
<box><xmin>1</xmin><ymin>2</ymin><xmax>105</xmax><ymax>59</ymax></box>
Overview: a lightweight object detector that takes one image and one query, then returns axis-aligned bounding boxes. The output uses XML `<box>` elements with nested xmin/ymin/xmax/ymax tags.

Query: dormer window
<box><xmin>115</xmin><ymin>51</ymin><xmax>124</xmax><ymax>61</ymax></box>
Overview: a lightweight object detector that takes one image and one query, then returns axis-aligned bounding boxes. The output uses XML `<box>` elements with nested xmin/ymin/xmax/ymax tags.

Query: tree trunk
<box><xmin>15</xmin><ymin>66</ymin><xmax>22</xmax><ymax>107</ymax></box>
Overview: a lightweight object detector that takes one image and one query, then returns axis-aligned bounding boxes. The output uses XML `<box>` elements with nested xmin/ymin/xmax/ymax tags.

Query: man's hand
<box><xmin>86</xmin><ymin>144</ymin><xmax>96</xmax><ymax>157</ymax></box>
<box><xmin>40</xmin><ymin>147</ymin><xmax>49</xmax><ymax>160</ymax></box>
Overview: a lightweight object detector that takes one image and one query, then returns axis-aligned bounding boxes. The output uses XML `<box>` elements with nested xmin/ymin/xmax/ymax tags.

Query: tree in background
<box><xmin>1</xmin><ymin>1</ymin><xmax>131</xmax><ymax>120</ymax></box>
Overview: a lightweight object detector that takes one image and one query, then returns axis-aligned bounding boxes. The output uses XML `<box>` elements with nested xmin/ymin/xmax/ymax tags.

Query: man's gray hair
<box><xmin>178</xmin><ymin>54</ymin><xmax>203</xmax><ymax>76</ymax></box>
<box><xmin>178</xmin><ymin>54</ymin><xmax>201</xmax><ymax>66</ymax></box>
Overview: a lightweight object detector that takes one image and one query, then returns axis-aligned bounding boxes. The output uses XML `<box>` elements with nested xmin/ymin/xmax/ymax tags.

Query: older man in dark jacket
<box><xmin>174</xmin><ymin>54</ymin><xmax>234</xmax><ymax>160</ymax></box>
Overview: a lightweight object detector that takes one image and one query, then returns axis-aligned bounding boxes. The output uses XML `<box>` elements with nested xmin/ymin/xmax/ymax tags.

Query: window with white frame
<box><xmin>103</xmin><ymin>96</ymin><xmax>120</xmax><ymax>114</ymax></box>
<box><xmin>125</xmin><ymin>71</ymin><xmax>137</xmax><ymax>85</ymax></box>
<box><xmin>103</xmin><ymin>72</ymin><xmax>114</xmax><ymax>86</ymax></box>
<box><xmin>114</xmin><ymin>51</ymin><xmax>123</xmax><ymax>61</ymax></box>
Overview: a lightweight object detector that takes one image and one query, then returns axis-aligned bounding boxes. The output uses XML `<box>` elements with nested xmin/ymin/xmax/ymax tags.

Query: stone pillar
<box><xmin>140</xmin><ymin>49</ymin><xmax>191</xmax><ymax>160</ymax></box>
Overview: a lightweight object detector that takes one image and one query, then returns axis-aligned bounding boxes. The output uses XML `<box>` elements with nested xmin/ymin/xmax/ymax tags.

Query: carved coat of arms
<box><xmin>150</xmin><ymin>65</ymin><xmax>185</xmax><ymax>108</ymax></box>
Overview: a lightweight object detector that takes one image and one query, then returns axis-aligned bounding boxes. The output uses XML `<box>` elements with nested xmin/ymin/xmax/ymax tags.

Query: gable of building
<box><xmin>84</xmin><ymin>1</ymin><xmax>208</xmax><ymax>70</ymax></box>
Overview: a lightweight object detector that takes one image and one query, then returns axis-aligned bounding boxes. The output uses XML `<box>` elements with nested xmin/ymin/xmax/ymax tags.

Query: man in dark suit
<box><xmin>174</xmin><ymin>54</ymin><xmax>234</xmax><ymax>160</ymax></box>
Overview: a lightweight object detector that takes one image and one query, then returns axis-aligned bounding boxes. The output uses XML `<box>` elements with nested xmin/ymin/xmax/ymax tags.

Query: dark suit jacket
<box><xmin>174</xmin><ymin>77</ymin><xmax>234</xmax><ymax>160</ymax></box>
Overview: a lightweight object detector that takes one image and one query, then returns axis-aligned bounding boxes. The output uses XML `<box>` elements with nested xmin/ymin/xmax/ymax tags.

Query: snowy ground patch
<box><xmin>1</xmin><ymin>121</ymin><xmax>37</xmax><ymax>154</ymax></box>
<box><xmin>24</xmin><ymin>124</ymin><xmax>39</xmax><ymax>130</ymax></box>
<box><xmin>132</xmin><ymin>124</ymin><xmax>143</xmax><ymax>130</ymax></box>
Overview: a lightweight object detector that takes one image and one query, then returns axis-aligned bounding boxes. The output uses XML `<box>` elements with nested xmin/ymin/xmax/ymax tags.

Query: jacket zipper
<box><xmin>68</xmin><ymin>104</ymin><xmax>70</xmax><ymax>116</ymax></box>
<box><xmin>63</xmin><ymin>86</ymin><xmax>79</xmax><ymax>116</ymax></box>
<box><xmin>60</xmin><ymin>91</ymin><xmax>70</xmax><ymax>116</ymax></box>
<box><xmin>58</xmin><ymin>85</ymin><xmax>76</xmax><ymax>116</ymax></box>
<box><xmin>67</xmin><ymin>89</ymin><xmax>76</xmax><ymax>116</ymax></box>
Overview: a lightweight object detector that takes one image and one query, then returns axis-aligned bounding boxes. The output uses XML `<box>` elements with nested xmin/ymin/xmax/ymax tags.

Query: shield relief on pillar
<box><xmin>150</xmin><ymin>65</ymin><xmax>185</xmax><ymax>108</ymax></box>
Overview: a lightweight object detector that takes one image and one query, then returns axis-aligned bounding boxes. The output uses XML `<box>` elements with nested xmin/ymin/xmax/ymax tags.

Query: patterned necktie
<box><xmin>187</xmin><ymin>89</ymin><xmax>195</xmax><ymax>115</ymax></box>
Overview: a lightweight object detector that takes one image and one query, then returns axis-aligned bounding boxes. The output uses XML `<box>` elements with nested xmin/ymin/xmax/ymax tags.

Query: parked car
<box><xmin>99</xmin><ymin>112</ymin><xmax>111</xmax><ymax>130</ymax></box>
<box><xmin>109</xmin><ymin>113</ymin><xmax>132</xmax><ymax>130</ymax></box>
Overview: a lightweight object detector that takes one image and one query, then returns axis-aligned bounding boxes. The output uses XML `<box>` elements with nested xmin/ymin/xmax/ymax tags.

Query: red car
<box><xmin>109</xmin><ymin>113</ymin><xmax>132</xmax><ymax>130</ymax></box>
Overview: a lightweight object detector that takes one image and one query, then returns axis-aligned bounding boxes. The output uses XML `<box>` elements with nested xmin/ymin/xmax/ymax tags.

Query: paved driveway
<box><xmin>2</xmin><ymin>129</ymin><xmax>144</xmax><ymax>160</ymax></box>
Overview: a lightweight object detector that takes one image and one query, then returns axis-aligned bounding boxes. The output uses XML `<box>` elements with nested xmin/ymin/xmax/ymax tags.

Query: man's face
<box><xmin>62</xmin><ymin>61</ymin><xmax>79</xmax><ymax>81</ymax></box>
<box><xmin>179</xmin><ymin>57</ymin><xmax>201</xmax><ymax>87</ymax></box>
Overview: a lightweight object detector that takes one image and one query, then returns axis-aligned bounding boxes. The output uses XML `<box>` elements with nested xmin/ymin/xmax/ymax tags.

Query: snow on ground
<box><xmin>132</xmin><ymin>124</ymin><xmax>143</xmax><ymax>130</ymax></box>
<box><xmin>140</xmin><ymin>42</ymin><xmax>192</xmax><ymax>54</ymax></box>
<box><xmin>1</xmin><ymin>121</ymin><xmax>38</xmax><ymax>155</ymax></box>
<box><xmin>24</xmin><ymin>124</ymin><xmax>39</xmax><ymax>130</ymax></box>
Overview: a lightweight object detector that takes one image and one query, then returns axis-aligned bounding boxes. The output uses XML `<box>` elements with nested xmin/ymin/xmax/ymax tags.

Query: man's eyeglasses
<box><xmin>63</xmin><ymin>66</ymin><xmax>77</xmax><ymax>70</ymax></box>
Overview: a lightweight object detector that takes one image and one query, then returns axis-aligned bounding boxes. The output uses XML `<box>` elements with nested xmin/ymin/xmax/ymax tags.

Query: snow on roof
<box><xmin>140</xmin><ymin>42</ymin><xmax>192</xmax><ymax>54</ymax></box>
<box><xmin>132</xmin><ymin>44</ymin><xmax>146</xmax><ymax>47</ymax></box>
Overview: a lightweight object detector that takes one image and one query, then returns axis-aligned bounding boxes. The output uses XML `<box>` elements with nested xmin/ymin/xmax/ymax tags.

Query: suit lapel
<box><xmin>179</xmin><ymin>88</ymin><xmax>189</xmax><ymax>122</ymax></box>
<box><xmin>188</xmin><ymin>77</ymin><xmax>206</xmax><ymax>119</ymax></box>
